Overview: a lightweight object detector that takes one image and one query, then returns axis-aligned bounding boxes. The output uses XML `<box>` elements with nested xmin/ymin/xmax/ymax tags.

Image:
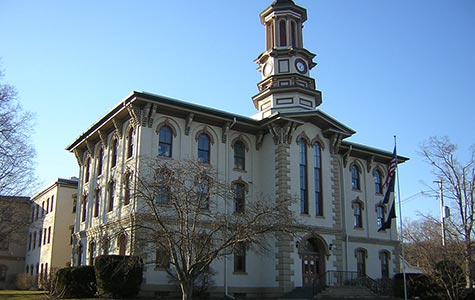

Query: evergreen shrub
<box><xmin>51</xmin><ymin>266</ymin><xmax>96</xmax><ymax>298</ymax></box>
<box><xmin>94</xmin><ymin>255</ymin><xmax>144</xmax><ymax>298</ymax></box>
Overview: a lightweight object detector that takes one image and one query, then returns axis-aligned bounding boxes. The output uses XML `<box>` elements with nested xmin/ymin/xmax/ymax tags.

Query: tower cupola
<box><xmin>252</xmin><ymin>0</ymin><xmax>322</xmax><ymax>119</ymax></box>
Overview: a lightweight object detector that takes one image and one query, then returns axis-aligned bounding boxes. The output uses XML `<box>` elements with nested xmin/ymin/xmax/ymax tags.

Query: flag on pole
<box><xmin>378</xmin><ymin>146</ymin><xmax>397</xmax><ymax>231</ymax></box>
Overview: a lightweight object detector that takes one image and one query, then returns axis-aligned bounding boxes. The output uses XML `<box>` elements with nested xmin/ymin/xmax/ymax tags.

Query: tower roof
<box><xmin>260</xmin><ymin>0</ymin><xmax>307</xmax><ymax>24</ymax></box>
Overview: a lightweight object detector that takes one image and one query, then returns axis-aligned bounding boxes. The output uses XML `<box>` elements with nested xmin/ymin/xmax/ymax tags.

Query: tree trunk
<box><xmin>180</xmin><ymin>279</ymin><xmax>194</xmax><ymax>300</ymax></box>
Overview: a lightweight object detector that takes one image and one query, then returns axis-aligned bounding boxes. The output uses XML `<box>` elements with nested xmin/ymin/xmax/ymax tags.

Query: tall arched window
<box><xmin>279</xmin><ymin>20</ymin><xmax>287</xmax><ymax>47</ymax></box>
<box><xmin>94</xmin><ymin>188</ymin><xmax>101</xmax><ymax>217</ymax></box>
<box><xmin>353</xmin><ymin>202</ymin><xmax>363</xmax><ymax>228</ymax></box>
<box><xmin>88</xmin><ymin>241</ymin><xmax>95</xmax><ymax>266</ymax></box>
<box><xmin>299</xmin><ymin>138</ymin><xmax>308</xmax><ymax>214</ymax></box>
<box><xmin>126</xmin><ymin>127</ymin><xmax>134</xmax><ymax>159</ymax></box>
<box><xmin>380</xmin><ymin>251</ymin><xmax>390</xmax><ymax>278</ymax></box>
<box><xmin>0</xmin><ymin>265</ymin><xmax>7</xmax><ymax>282</ymax></box>
<box><xmin>234</xmin><ymin>183</ymin><xmax>245</xmax><ymax>213</ymax></box>
<box><xmin>77</xmin><ymin>243</ymin><xmax>83</xmax><ymax>266</ymax></box>
<box><xmin>124</xmin><ymin>172</ymin><xmax>131</xmax><ymax>206</ymax></box>
<box><xmin>356</xmin><ymin>249</ymin><xmax>367</xmax><ymax>277</ymax></box>
<box><xmin>97</xmin><ymin>147</ymin><xmax>104</xmax><ymax>176</ymax></box>
<box><xmin>118</xmin><ymin>233</ymin><xmax>127</xmax><ymax>256</ymax></box>
<box><xmin>374</xmin><ymin>169</ymin><xmax>383</xmax><ymax>194</ymax></box>
<box><xmin>85</xmin><ymin>157</ymin><xmax>91</xmax><ymax>183</ymax></box>
<box><xmin>81</xmin><ymin>194</ymin><xmax>87</xmax><ymax>223</ymax></box>
<box><xmin>197</xmin><ymin>134</ymin><xmax>210</xmax><ymax>164</ymax></box>
<box><xmin>108</xmin><ymin>181</ymin><xmax>114</xmax><ymax>212</ymax></box>
<box><xmin>234</xmin><ymin>141</ymin><xmax>245</xmax><ymax>170</ymax></box>
<box><xmin>314</xmin><ymin>143</ymin><xmax>323</xmax><ymax>216</ymax></box>
<box><xmin>111</xmin><ymin>139</ymin><xmax>118</xmax><ymax>168</ymax></box>
<box><xmin>290</xmin><ymin>20</ymin><xmax>297</xmax><ymax>47</ymax></box>
<box><xmin>158</xmin><ymin>126</ymin><xmax>173</xmax><ymax>157</ymax></box>
<box><xmin>351</xmin><ymin>164</ymin><xmax>361</xmax><ymax>190</ymax></box>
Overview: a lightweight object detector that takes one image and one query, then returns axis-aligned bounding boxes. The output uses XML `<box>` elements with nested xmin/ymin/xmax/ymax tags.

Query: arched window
<box><xmin>81</xmin><ymin>194</ymin><xmax>87</xmax><ymax>223</ymax></box>
<box><xmin>158</xmin><ymin>126</ymin><xmax>173</xmax><ymax>157</ymax></box>
<box><xmin>0</xmin><ymin>265</ymin><xmax>7</xmax><ymax>282</ymax></box>
<box><xmin>97</xmin><ymin>147</ymin><xmax>104</xmax><ymax>176</ymax></box>
<box><xmin>299</xmin><ymin>138</ymin><xmax>308</xmax><ymax>214</ymax></box>
<box><xmin>356</xmin><ymin>249</ymin><xmax>367</xmax><ymax>277</ymax></box>
<box><xmin>279</xmin><ymin>19</ymin><xmax>287</xmax><ymax>47</ymax></box>
<box><xmin>314</xmin><ymin>143</ymin><xmax>323</xmax><ymax>216</ymax></box>
<box><xmin>233</xmin><ymin>242</ymin><xmax>246</xmax><ymax>273</ymax></box>
<box><xmin>126</xmin><ymin>127</ymin><xmax>134</xmax><ymax>159</ymax></box>
<box><xmin>77</xmin><ymin>243</ymin><xmax>83</xmax><ymax>266</ymax></box>
<box><xmin>118</xmin><ymin>233</ymin><xmax>127</xmax><ymax>256</ymax></box>
<box><xmin>354</xmin><ymin>203</ymin><xmax>362</xmax><ymax>228</ymax></box>
<box><xmin>111</xmin><ymin>138</ymin><xmax>118</xmax><ymax>168</ymax></box>
<box><xmin>102</xmin><ymin>237</ymin><xmax>110</xmax><ymax>255</ymax></box>
<box><xmin>85</xmin><ymin>157</ymin><xmax>91</xmax><ymax>183</ymax></box>
<box><xmin>374</xmin><ymin>169</ymin><xmax>383</xmax><ymax>194</ymax></box>
<box><xmin>50</xmin><ymin>195</ymin><xmax>54</xmax><ymax>212</ymax></box>
<box><xmin>234</xmin><ymin>183</ymin><xmax>245</xmax><ymax>213</ymax></box>
<box><xmin>94</xmin><ymin>188</ymin><xmax>101</xmax><ymax>217</ymax></box>
<box><xmin>124</xmin><ymin>172</ymin><xmax>131</xmax><ymax>205</ymax></box>
<box><xmin>351</xmin><ymin>164</ymin><xmax>361</xmax><ymax>190</ymax></box>
<box><xmin>108</xmin><ymin>181</ymin><xmax>114</xmax><ymax>212</ymax></box>
<box><xmin>376</xmin><ymin>205</ymin><xmax>385</xmax><ymax>229</ymax></box>
<box><xmin>197</xmin><ymin>134</ymin><xmax>211</xmax><ymax>164</ymax></box>
<box><xmin>380</xmin><ymin>251</ymin><xmax>390</xmax><ymax>278</ymax></box>
<box><xmin>88</xmin><ymin>241</ymin><xmax>95</xmax><ymax>266</ymax></box>
<box><xmin>290</xmin><ymin>20</ymin><xmax>297</xmax><ymax>47</ymax></box>
<box><xmin>234</xmin><ymin>141</ymin><xmax>245</xmax><ymax>170</ymax></box>
<box><xmin>196</xmin><ymin>174</ymin><xmax>210</xmax><ymax>209</ymax></box>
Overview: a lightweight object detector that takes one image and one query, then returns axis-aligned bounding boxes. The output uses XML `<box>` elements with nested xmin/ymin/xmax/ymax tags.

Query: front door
<box><xmin>302</xmin><ymin>253</ymin><xmax>320</xmax><ymax>287</ymax></box>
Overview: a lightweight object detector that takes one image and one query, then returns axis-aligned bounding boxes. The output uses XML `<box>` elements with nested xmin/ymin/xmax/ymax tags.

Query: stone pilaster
<box><xmin>274</xmin><ymin>140</ymin><xmax>294</xmax><ymax>291</ymax></box>
<box><xmin>330</xmin><ymin>155</ymin><xmax>344</xmax><ymax>271</ymax></box>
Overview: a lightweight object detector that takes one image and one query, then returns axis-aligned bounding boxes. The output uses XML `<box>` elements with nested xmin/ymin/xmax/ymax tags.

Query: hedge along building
<box><xmin>66</xmin><ymin>0</ymin><xmax>408</xmax><ymax>297</ymax></box>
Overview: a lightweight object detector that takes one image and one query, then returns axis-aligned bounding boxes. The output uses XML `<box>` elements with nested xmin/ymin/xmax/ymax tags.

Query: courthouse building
<box><xmin>67</xmin><ymin>0</ymin><xmax>407</xmax><ymax>297</ymax></box>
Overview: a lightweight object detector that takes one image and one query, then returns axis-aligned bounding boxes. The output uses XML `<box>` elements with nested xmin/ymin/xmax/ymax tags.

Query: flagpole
<box><xmin>394</xmin><ymin>135</ymin><xmax>408</xmax><ymax>300</ymax></box>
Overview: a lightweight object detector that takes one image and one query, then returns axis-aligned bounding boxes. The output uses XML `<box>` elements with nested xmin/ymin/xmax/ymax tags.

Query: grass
<box><xmin>0</xmin><ymin>290</ymin><xmax>48</xmax><ymax>299</ymax></box>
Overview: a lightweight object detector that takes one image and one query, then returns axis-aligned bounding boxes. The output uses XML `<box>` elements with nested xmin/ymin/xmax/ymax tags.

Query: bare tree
<box><xmin>0</xmin><ymin>67</ymin><xmax>36</xmax><ymax>196</ymax></box>
<box><xmin>403</xmin><ymin>218</ymin><xmax>467</xmax><ymax>300</ymax></box>
<box><xmin>419</xmin><ymin>136</ymin><xmax>475</xmax><ymax>290</ymax></box>
<box><xmin>0</xmin><ymin>66</ymin><xmax>36</xmax><ymax>247</ymax></box>
<box><xmin>130</xmin><ymin>158</ymin><xmax>298</xmax><ymax>300</ymax></box>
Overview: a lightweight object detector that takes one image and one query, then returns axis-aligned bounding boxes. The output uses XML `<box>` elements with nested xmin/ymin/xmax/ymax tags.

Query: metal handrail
<box><xmin>325</xmin><ymin>270</ymin><xmax>393</xmax><ymax>296</ymax></box>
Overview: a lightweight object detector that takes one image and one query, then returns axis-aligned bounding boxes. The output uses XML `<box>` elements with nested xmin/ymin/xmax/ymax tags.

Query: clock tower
<box><xmin>252</xmin><ymin>0</ymin><xmax>322</xmax><ymax>118</ymax></box>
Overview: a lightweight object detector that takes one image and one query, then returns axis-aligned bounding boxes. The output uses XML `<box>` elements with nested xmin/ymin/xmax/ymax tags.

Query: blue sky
<box><xmin>1</xmin><ymin>0</ymin><xmax>474</xmax><ymax>220</ymax></box>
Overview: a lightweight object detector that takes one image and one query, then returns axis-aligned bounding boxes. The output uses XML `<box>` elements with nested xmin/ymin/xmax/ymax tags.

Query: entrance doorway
<box><xmin>300</xmin><ymin>237</ymin><xmax>326</xmax><ymax>287</ymax></box>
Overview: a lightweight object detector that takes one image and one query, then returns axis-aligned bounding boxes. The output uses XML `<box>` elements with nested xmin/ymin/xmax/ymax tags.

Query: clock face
<box><xmin>295</xmin><ymin>59</ymin><xmax>307</xmax><ymax>74</ymax></box>
<box><xmin>263</xmin><ymin>62</ymin><xmax>273</xmax><ymax>77</ymax></box>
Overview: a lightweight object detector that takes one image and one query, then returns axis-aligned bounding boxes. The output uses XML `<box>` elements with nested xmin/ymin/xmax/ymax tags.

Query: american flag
<box><xmin>384</xmin><ymin>146</ymin><xmax>397</xmax><ymax>188</ymax></box>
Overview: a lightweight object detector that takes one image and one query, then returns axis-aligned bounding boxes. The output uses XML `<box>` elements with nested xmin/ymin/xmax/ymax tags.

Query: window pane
<box><xmin>159</xmin><ymin>126</ymin><xmax>173</xmax><ymax>157</ymax></box>
<box><xmin>234</xmin><ymin>141</ymin><xmax>245</xmax><ymax>170</ymax></box>
<box><xmin>197</xmin><ymin>134</ymin><xmax>210</xmax><ymax>164</ymax></box>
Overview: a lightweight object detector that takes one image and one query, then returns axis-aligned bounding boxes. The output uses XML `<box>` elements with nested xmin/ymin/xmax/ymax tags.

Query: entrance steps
<box><xmin>316</xmin><ymin>286</ymin><xmax>395</xmax><ymax>299</ymax></box>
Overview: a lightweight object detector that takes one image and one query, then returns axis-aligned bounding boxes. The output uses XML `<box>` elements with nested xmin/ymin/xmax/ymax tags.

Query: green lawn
<box><xmin>0</xmin><ymin>290</ymin><xmax>48</xmax><ymax>299</ymax></box>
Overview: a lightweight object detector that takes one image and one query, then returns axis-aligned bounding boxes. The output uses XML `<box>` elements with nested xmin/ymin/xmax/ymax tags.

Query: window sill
<box><xmin>233</xmin><ymin>271</ymin><xmax>248</xmax><ymax>275</ymax></box>
<box><xmin>233</xmin><ymin>168</ymin><xmax>247</xmax><ymax>173</ymax></box>
<box><xmin>353</xmin><ymin>226</ymin><xmax>364</xmax><ymax>230</ymax></box>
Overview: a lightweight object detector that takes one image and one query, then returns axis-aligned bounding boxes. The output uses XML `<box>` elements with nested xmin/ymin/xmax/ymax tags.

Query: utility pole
<box><xmin>434</xmin><ymin>180</ymin><xmax>446</xmax><ymax>247</ymax></box>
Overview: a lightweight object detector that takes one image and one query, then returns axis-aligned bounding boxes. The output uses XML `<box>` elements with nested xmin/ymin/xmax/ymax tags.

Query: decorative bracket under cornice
<box><xmin>256</xmin><ymin>131</ymin><xmax>264</xmax><ymax>150</ymax></box>
<box><xmin>366</xmin><ymin>156</ymin><xmax>375</xmax><ymax>173</ymax></box>
<box><xmin>330</xmin><ymin>133</ymin><xmax>342</xmax><ymax>155</ymax></box>
<box><xmin>126</xmin><ymin>104</ymin><xmax>141</xmax><ymax>127</ymax></box>
<box><xmin>98</xmin><ymin>130</ymin><xmax>108</xmax><ymax>148</ymax></box>
<box><xmin>73</xmin><ymin>148</ymin><xmax>84</xmax><ymax>166</ymax></box>
<box><xmin>222</xmin><ymin>121</ymin><xmax>231</xmax><ymax>143</ymax></box>
<box><xmin>112</xmin><ymin>118</ymin><xmax>123</xmax><ymax>139</ymax></box>
<box><xmin>85</xmin><ymin>140</ymin><xmax>95</xmax><ymax>158</ymax></box>
<box><xmin>343</xmin><ymin>145</ymin><xmax>352</xmax><ymax>168</ymax></box>
<box><xmin>268</xmin><ymin>121</ymin><xmax>297</xmax><ymax>145</ymax></box>
<box><xmin>185</xmin><ymin>113</ymin><xmax>194</xmax><ymax>136</ymax></box>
